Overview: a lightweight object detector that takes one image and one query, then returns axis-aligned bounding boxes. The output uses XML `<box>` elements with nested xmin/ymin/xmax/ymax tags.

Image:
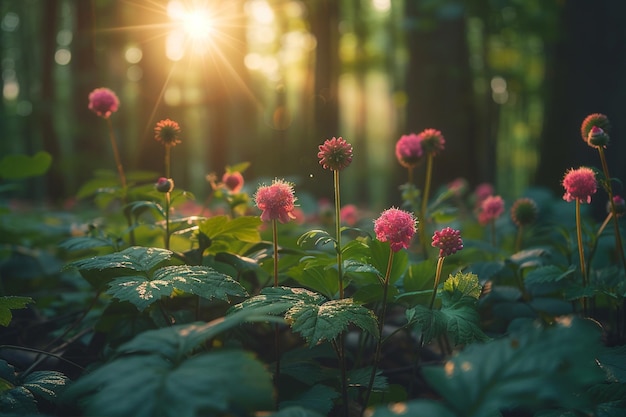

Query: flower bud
<box><xmin>587</xmin><ymin>126</ymin><xmax>609</xmax><ymax>148</ymax></box>
<box><xmin>156</xmin><ymin>177</ymin><xmax>174</xmax><ymax>193</ymax></box>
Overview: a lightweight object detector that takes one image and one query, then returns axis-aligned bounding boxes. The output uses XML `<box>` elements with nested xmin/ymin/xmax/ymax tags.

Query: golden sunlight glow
<box><xmin>166</xmin><ymin>0</ymin><xmax>215</xmax><ymax>58</ymax></box>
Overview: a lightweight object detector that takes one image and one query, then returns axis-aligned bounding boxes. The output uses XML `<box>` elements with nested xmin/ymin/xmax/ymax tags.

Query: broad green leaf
<box><xmin>22</xmin><ymin>370</ymin><xmax>69</xmax><ymax>402</ymax></box>
<box><xmin>225</xmin><ymin>161</ymin><xmax>250</xmax><ymax>174</ymax></box>
<box><xmin>59</xmin><ymin>236</ymin><xmax>115</xmax><ymax>252</ymax></box>
<box><xmin>368</xmin><ymin>400</ymin><xmax>456</xmax><ymax>417</ymax></box>
<box><xmin>198</xmin><ymin>215</ymin><xmax>262</xmax><ymax>243</ymax></box>
<box><xmin>288</xmin><ymin>257</ymin><xmax>340</xmax><ymax>299</ymax></box>
<box><xmin>524</xmin><ymin>265</ymin><xmax>576</xmax><ymax>286</ymax></box>
<box><xmin>406</xmin><ymin>306</ymin><xmax>447</xmax><ymax>345</ymax></box>
<box><xmin>348</xmin><ymin>366</ymin><xmax>388</xmax><ymax>391</ymax></box>
<box><xmin>422</xmin><ymin>317</ymin><xmax>605</xmax><ymax>417</ymax></box>
<box><xmin>70</xmin><ymin>246</ymin><xmax>174</xmax><ymax>274</ymax></box>
<box><xmin>231</xmin><ymin>286</ymin><xmax>327</xmax><ymax>316</ymax></box>
<box><xmin>297</xmin><ymin>229</ymin><xmax>336</xmax><ymax>247</ymax></box>
<box><xmin>66</xmin><ymin>350</ymin><xmax>274</xmax><ymax>417</ymax></box>
<box><xmin>286</xmin><ymin>298</ymin><xmax>379</xmax><ymax>346</ymax></box>
<box><xmin>0</xmin><ymin>296</ymin><xmax>34</xmax><ymax>327</ymax></box>
<box><xmin>0</xmin><ymin>151</ymin><xmax>52</xmax><ymax>179</ymax></box>
<box><xmin>106</xmin><ymin>265</ymin><xmax>247</xmax><ymax>311</ymax></box>
<box><xmin>270</xmin><ymin>406</ymin><xmax>326</xmax><ymax>417</ymax></box>
<box><xmin>368</xmin><ymin>239</ymin><xmax>409</xmax><ymax>285</ymax></box>
<box><xmin>598</xmin><ymin>345</ymin><xmax>626</xmax><ymax>382</ymax></box>
<box><xmin>279</xmin><ymin>384</ymin><xmax>339</xmax><ymax>415</ymax></box>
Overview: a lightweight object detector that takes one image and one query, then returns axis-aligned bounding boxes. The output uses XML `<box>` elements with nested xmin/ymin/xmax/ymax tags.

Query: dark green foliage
<box><xmin>0</xmin><ymin>296</ymin><xmax>34</xmax><ymax>326</ymax></box>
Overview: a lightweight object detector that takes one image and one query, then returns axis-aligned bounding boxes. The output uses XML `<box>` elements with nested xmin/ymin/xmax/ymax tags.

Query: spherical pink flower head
<box><xmin>340</xmin><ymin>204</ymin><xmax>359</xmax><ymax>226</ymax></box>
<box><xmin>478</xmin><ymin>195</ymin><xmax>505</xmax><ymax>225</ymax></box>
<box><xmin>395</xmin><ymin>133</ymin><xmax>423</xmax><ymax>168</ymax></box>
<box><xmin>373</xmin><ymin>208</ymin><xmax>417</xmax><ymax>252</ymax></box>
<box><xmin>222</xmin><ymin>171</ymin><xmax>244</xmax><ymax>193</ymax></box>
<box><xmin>562</xmin><ymin>167</ymin><xmax>597</xmax><ymax>204</ymax></box>
<box><xmin>474</xmin><ymin>183</ymin><xmax>494</xmax><ymax>204</ymax></box>
<box><xmin>88</xmin><ymin>87</ymin><xmax>119</xmax><ymax>118</ymax></box>
<box><xmin>448</xmin><ymin>177</ymin><xmax>469</xmax><ymax>197</ymax></box>
<box><xmin>318</xmin><ymin>137</ymin><xmax>353</xmax><ymax>171</ymax></box>
<box><xmin>254</xmin><ymin>179</ymin><xmax>297</xmax><ymax>223</ymax></box>
<box><xmin>432</xmin><ymin>227</ymin><xmax>463</xmax><ymax>257</ymax></box>
<box><xmin>417</xmin><ymin>128</ymin><xmax>445</xmax><ymax>156</ymax></box>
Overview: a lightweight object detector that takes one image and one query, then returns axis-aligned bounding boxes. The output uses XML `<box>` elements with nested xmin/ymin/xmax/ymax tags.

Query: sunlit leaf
<box><xmin>0</xmin><ymin>296</ymin><xmax>34</xmax><ymax>327</ymax></box>
<box><xmin>22</xmin><ymin>371</ymin><xmax>69</xmax><ymax>402</ymax></box>
<box><xmin>0</xmin><ymin>151</ymin><xmax>52</xmax><ymax>179</ymax></box>
<box><xmin>59</xmin><ymin>236</ymin><xmax>116</xmax><ymax>252</ymax></box>
<box><xmin>0</xmin><ymin>360</ymin><xmax>68</xmax><ymax>413</ymax></box>
<box><xmin>443</xmin><ymin>272</ymin><xmax>482</xmax><ymax>300</ymax></box>
<box><xmin>106</xmin><ymin>265</ymin><xmax>247</xmax><ymax>311</ymax></box>
<box><xmin>422</xmin><ymin>317</ymin><xmax>605</xmax><ymax>417</ymax></box>
<box><xmin>288</xmin><ymin>257</ymin><xmax>340</xmax><ymax>299</ymax></box>
<box><xmin>69</xmin><ymin>246</ymin><xmax>174</xmax><ymax>274</ymax></box>
<box><xmin>286</xmin><ymin>298</ymin><xmax>379</xmax><ymax>346</ymax></box>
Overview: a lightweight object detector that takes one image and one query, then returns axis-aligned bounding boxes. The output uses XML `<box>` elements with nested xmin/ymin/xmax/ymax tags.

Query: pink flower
<box><xmin>448</xmin><ymin>177</ymin><xmax>469</xmax><ymax>197</ymax></box>
<box><xmin>222</xmin><ymin>172</ymin><xmax>244</xmax><ymax>193</ymax></box>
<box><xmin>254</xmin><ymin>179</ymin><xmax>297</xmax><ymax>223</ymax></box>
<box><xmin>581</xmin><ymin>113</ymin><xmax>610</xmax><ymax>142</ymax></box>
<box><xmin>318</xmin><ymin>137</ymin><xmax>353</xmax><ymax>171</ymax></box>
<box><xmin>432</xmin><ymin>227</ymin><xmax>463</xmax><ymax>257</ymax></box>
<box><xmin>340</xmin><ymin>204</ymin><xmax>359</xmax><ymax>226</ymax></box>
<box><xmin>88</xmin><ymin>88</ymin><xmax>119</xmax><ymax>118</ymax></box>
<box><xmin>474</xmin><ymin>183</ymin><xmax>494</xmax><ymax>206</ymax></box>
<box><xmin>373</xmin><ymin>208</ymin><xmax>417</xmax><ymax>252</ymax></box>
<box><xmin>417</xmin><ymin>128</ymin><xmax>445</xmax><ymax>156</ymax></box>
<box><xmin>562</xmin><ymin>167</ymin><xmax>597</xmax><ymax>204</ymax></box>
<box><xmin>395</xmin><ymin>133</ymin><xmax>422</xmax><ymax>168</ymax></box>
<box><xmin>478</xmin><ymin>195</ymin><xmax>505</xmax><ymax>225</ymax></box>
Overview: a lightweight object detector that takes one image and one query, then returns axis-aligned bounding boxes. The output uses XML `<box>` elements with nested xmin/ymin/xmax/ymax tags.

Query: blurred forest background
<box><xmin>1</xmin><ymin>0</ymin><xmax>626</xmax><ymax>211</ymax></box>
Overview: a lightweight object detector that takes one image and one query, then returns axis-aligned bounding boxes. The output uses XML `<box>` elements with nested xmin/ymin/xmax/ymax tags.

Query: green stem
<box><xmin>164</xmin><ymin>191</ymin><xmax>171</xmax><ymax>250</ymax></box>
<box><xmin>490</xmin><ymin>219</ymin><xmax>496</xmax><ymax>248</ymax></box>
<box><xmin>575</xmin><ymin>199</ymin><xmax>588</xmax><ymax>316</ymax></box>
<box><xmin>514</xmin><ymin>225</ymin><xmax>524</xmax><ymax>252</ymax></box>
<box><xmin>428</xmin><ymin>256</ymin><xmax>445</xmax><ymax>311</ymax></box>
<box><xmin>363</xmin><ymin>249</ymin><xmax>394</xmax><ymax>413</ymax></box>
<box><xmin>598</xmin><ymin>147</ymin><xmax>626</xmax><ymax>272</ymax></box>
<box><xmin>165</xmin><ymin>145</ymin><xmax>171</xmax><ymax>178</ymax></box>
<box><xmin>408</xmin><ymin>166</ymin><xmax>414</xmax><ymax>185</ymax></box>
<box><xmin>334</xmin><ymin>170</ymin><xmax>344</xmax><ymax>299</ymax></box>
<box><xmin>106</xmin><ymin>117</ymin><xmax>127</xmax><ymax>190</ymax></box>
<box><xmin>272</xmin><ymin>219</ymin><xmax>281</xmax><ymax>407</ymax></box>
<box><xmin>419</xmin><ymin>155</ymin><xmax>434</xmax><ymax>257</ymax></box>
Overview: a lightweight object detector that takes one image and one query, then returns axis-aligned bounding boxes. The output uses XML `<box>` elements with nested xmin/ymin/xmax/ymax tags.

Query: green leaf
<box><xmin>225</xmin><ymin>161</ymin><xmax>250</xmax><ymax>174</ymax></box>
<box><xmin>369</xmin><ymin>400</ymin><xmax>457</xmax><ymax>417</ymax></box>
<box><xmin>368</xmin><ymin>239</ymin><xmax>408</xmax><ymax>285</ymax></box>
<box><xmin>106</xmin><ymin>265</ymin><xmax>247</xmax><ymax>311</ymax></box>
<box><xmin>407</xmin><ymin>274</ymin><xmax>488</xmax><ymax>346</ymax></box>
<box><xmin>66</xmin><ymin>350</ymin><xmax>274</xmax><ymax>417</ymax></box>
<box><xmin>297</xmin><ymin>229</ymin><xmax>336</xmax><ymax>247</ymax></box>
<box><xmin>422</xmin><ymin>317</ymin><xmax>605</xmax><ymax>417</ymax></box>
<box><xmin>598</xmin><ymin>345</ymin><xmax>626</xmax><ymax>382</ymax></box>
<box><xmin>288</xmin><ymin>257</ymin><xmax>340</xmax><ymax>299</ymax></box>
<box><xmin>198</xmin><ymin>215</ymin><xmax>262</xmax><ymax>243</ymax></box>
<box><xmin>59</xmin><ymin>236</ymin><xmax>116</xmax><ymax>252</ymax></box>
<box><xmin>232</xmin><ymin>287</ymin><xmax>378</xmax><ymax>346</ymax></box>
<box><xmin>279</xmin><ymin>384</ymin><xmax>339</xmax><ymax>415</ymax></box>
<box><xmin>0</xmin><ymin>296</ymin><xmax>34</xmax><ymax>327</ymax></box>
<box><xmin>286</xmin><ymin>298</ymin><xmax>379</xmax><ymax>346</ymax></box>
<box><xmin>0</xmin><ymin>151</ymin><xmax>52</xmax><ymax>179</ymax></box>
<box><xmin>270</xmin><ymin>406</ymin><xmax>326</xmax><ymax>417</ymax></box>
<box><xmin>22</xmin><ymin>370</ymin><xmax>69</xmax><ymax>402</ymax></box>
<box><xmin>442</xmin><ymin>272</ymin><xmax>482</xmax><ymax>300</ymax></box>
<box><xmin>69</xmin><ymin>246</ymin><xmax>174</xmax><ymax>274</ymax></box>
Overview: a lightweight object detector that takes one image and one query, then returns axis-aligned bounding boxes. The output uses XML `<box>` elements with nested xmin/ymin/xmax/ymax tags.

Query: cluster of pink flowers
<box><xmin>318</xmin><ymin>137</ymin><xmax>353</xmax><ymax>171</ymax></box>
<box><xmin>394</xmin><ymin>128</ymin><xmax>446</xmax><ymax>168</ymax></box>
<box><xmin>254</xmin><ymin>179</ymin><xmax>297</xmax><ymax>223</ymax></box>
<box><xmin>431</xmin><ymin>227</ymin><xmax>463</xmax><ymax>257</ymax></box>
<box><xmin>478</xmin><ymin>195</ymin><xmax>505</xmax><ymax>225</ymax></box>
<box><xmin>562</xmin><ymin>167</ymin><xmax>597</xmax><ymax>204</ymax></box>
<box><xmin>373</xmin><ymin>208</ymin><xmax>417</xmax><ymax>252</ymax></box>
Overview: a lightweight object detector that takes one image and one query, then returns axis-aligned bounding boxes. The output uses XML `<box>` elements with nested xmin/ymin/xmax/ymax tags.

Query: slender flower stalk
<box><xmin>364</xmin><ymin>208</ymin><xmax>417</xmax><ymax>409</ymax></box>
<box><xmin>317</xmin><ymin>136</ymin><xmax>353</xmax><ymax>416</ymax></box>
<box><xmin>156</xmin><ymin>178</ymin><xmax>174</xmax><ymax>250</ymax></box>
<box><xmin>562</xmin><ymin>166</ymin><xmax>598</xmax><ymax>316</ymax></box>
<box><xmin>418</xmin><ymin>129</ymin><xmax>445</xmax><ymax>256</ymax></box>
<box><xmin>254</xmin><ymin>179</ymin><xmax>297</xmax><ymax>404</ymax></box>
